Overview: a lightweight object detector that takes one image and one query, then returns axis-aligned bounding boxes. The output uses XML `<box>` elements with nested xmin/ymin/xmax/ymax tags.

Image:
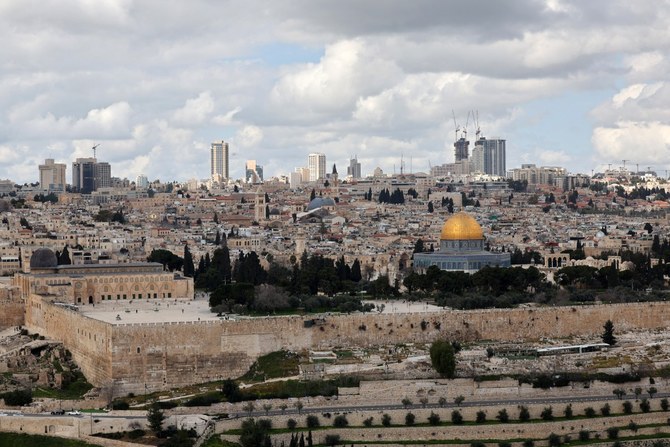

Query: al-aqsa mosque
<box><xmin>413</xmin><ymin>212</ymin><xmax>510</xmax><ymax>273</ymax></box>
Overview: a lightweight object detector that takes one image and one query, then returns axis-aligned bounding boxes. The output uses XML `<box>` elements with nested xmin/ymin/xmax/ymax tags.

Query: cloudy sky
<box><xmin>2</xmin><ymin>0</ymin><xmax>670</xmax><ymax>184</ymax></box>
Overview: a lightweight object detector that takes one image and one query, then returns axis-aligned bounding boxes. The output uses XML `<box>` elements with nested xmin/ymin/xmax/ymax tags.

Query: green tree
<box><xmin>622</xmin><ymin>401</ymin><xmax>633</xmax><ymax>414</ymax></box>
<box><xmin>661</xmin><ymin>398</ymin><xmax>669</xmax><ymax>411</ymax></box>
<box><xmin>428</xmin><ymin>412</ymin><xmax>441</xmax><ymax>425</ymax></box>
<box><xmin>306</xmin><ymin>415</ymin><xmax>319</xmax><ymax>428</ymax></box>
<box><xmin>324</xmin><ymin>434</ymin><xmax>341</xmax><ymax>447</ymax></box>
<box><xmin>518</xmin><ymin>406</ymin><xmax>530</xmax><ymax>422</ymax></box>
<box><xmin>476</xmin><ymin>410</ymin><xmax>486</xmax><ymax>423</ymax></box>
<box><xmin>496</xmin><ymin>408</ymin><xmax>509</xmax><ymax>423</ymax></box>
<box><xmin>602</xmin><ymin>319</ymin><xmax>616</xmax><ymax>345</ymax></box>
<box><xmin>451</xmin><ymin>410</ymin><xmax>463</xmax><ymax>424</ymax></box>
<box><xmin>239</xmin><ymin>418</ymin><xmax>272</xmax><ymax>447</ymax></box>
<box><xmin>333</xmin><ymin>415</ymin><xmax>348</xmax><ymax>427</ymax></box>
<box><xmin>381</xmin><ymin>413</ymin><xmax>391</xmax><ymax>426</ymax></box>
<box><xmin>405</xmin><ymin>412</ymin><xmax>416</xmax><ymax>426</ymax></box>
<box><xmin>183</xmin><ymin>244</ymin><xmax>195</xmax><ymax>277</ymax></box>
<box><xmin>147</xmin><ymin>403</ymin><xmax>164</xmax><ymax>433</ymax></box>
<box><xmin>429</xmin><ymin>340</ymin><xmax>456</xmax><ymax>378</ymax></box>
<box><xmin>540</xmin><ymin>406</ymin><xmax>553</xmax><ymax>421</ymax></box>
<box><xmin>147</xmin><ymin>249</ymin><xmax>183</xmax><ymax>272</ymax></box>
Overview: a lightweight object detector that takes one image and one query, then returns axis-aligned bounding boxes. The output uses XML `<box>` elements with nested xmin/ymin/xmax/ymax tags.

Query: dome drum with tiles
<box><xmin>29</xmin><ymin>248</ymin><xmax>58</xmax><ymax>270</ymax></box>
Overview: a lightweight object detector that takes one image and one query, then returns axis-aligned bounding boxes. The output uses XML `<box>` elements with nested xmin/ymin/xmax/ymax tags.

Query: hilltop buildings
<box><xmin>210</xmin><ymin>140</ymin><xmax>230</xmax><ymax>183</ymax></box>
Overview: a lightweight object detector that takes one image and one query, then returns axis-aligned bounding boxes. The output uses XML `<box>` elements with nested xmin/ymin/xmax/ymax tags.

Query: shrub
<box><xmin>428</xmin><ymin>412</ymin><xmax>441</xmax><ymax>425</ymax></box>
<box><xmin>622</xmin><ymin>401</ymin><xmax>633</xmax><ymax>414</ymax></box>
<box><xmin>563</xmin><ymin>404</ymin><xmax>573</xmax><ymax>418</ymax></box>
<box><xmin>111</xmin><ymin>400</ymin><xmax>130</xmax><ymax>410</ymax></box>
<box><xmin>363</xmin><ymin>417</ymin><xmax>373</xmax><ymax>427</ymax></box>
<box><xmin>306</xmin><ymin>415</ymin><xmax>320</xmax><ymax>428</ymax></box>
<box><xmin>324</xmin><ymin>434</ymin><xmax>341</xmax><ymax>446</ymax></box>
<box><xmin>522</xmin><ymin>441</ymin><xmax>534</xmax><ymax>447</ymax></box>
<box><xmin>405</xmin><ymin>412</ymin><xmax>416</xmax><ymax>426</ymax></box>
<box><xmin>578</xmin><ymin>430</ymin><xmax>590</xmax><ymax>441</ymax></box>
<box><xmin>628</xmin><ymin>421</ymin><xmax>639</xmax><ymax>433</ymax></box>
<box><xmin>640</xmin><ymin>398</ymin><xmax>651</xmax><ymax>413</ymax></box>
<box><xmin>518</xmin><ymin>406</ymin><xmax>530</xmax><ymax>422</ymax></box>
<box><xmin>661</xmin><ymin>398</ymin><xmax>669</xmax><ymax>411</ymax></box>
<box><xmin>498</xmin><ymin>443</ymin><xmax>512</xmax><ymax>447</ymax></box>
<box><xmin>606</xmin><ymin>427</ymin><xmax>619</xmax><ymax>439</ymax></box>
<box><xmin>333</xmin><ymin>415</ymin><xmax>348</xmax><ymax>428</ymax></box>
<box><xmin>381</xmin><ymin>413</ymin><xmax>391</xmax><ymax>427</ymax></box>
<box><xmin>600</xmin><ymin>403</ymin><xmax>611</xmax><ymax>416</ymax></box>
<box><xmin>496</xmin><ymin>408</ymin><xmax>509</xmax><ymax>423</ymax></box>
<box><xmin>541</xmin><ymin>406</ymin><xmax>554</xmax><ymax>421</ymax></box>
<box><xmin>476</xmin><ymin>410</ymin><xmax>486</xmax><ymax>423</ymax></box>
<box><xmin>286</xmin><ymin>418</ymin><xmax>297</xmax><ymax>430</ymax></box>
<box><xmin>0</xmin><ymin>389</ymin><xmax>32</xmax><ymax>406</ymax></box>
<box><xmin>584</xmin><ymin>407</ymin><xmax>596</xmax><ymax>417</ymax></box>
<box><xmin>548</xmin><ymin>432</ymin><xmax>562</xmax><ymax>446</ymax></box>
<box><xmin>451</xmin><ymin>410</ymin><xmax>463</xmax><ymax>425</ymax></box>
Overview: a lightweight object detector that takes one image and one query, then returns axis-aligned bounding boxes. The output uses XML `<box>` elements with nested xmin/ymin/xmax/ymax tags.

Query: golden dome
<box><xmin>440</xmin><ymin>212</ymin><xmax>484</xmax><ymax>240</ymax></box>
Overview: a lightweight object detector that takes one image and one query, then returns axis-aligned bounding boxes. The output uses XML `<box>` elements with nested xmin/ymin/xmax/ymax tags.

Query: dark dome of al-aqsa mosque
<box><xmin>30</xmin><ymin>248</ymin><xmax>58</xmax><ymax>270</ymax></box>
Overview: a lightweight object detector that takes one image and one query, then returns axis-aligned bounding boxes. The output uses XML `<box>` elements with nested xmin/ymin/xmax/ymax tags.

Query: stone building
<box><xmin>413</xmin><ymin>212</ymin><xmax>510</xmax><ymax>273</ymax></box>
<box><xmin>13</xmin><ymin>248</ymin><xmax>193</xmax><ymax>306</ymax></box>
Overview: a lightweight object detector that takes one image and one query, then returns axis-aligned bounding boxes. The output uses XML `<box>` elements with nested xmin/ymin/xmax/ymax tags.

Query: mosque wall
<box><xmin>23</xmin><ymin>299</ymin><xmax>670</xmax><ymax>396</ymax></box>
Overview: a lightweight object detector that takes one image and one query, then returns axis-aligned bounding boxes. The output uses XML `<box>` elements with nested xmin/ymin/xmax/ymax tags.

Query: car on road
<box><xmin>67</xmin><ymin>410</ymin><xmax>81</xmax><ymax>416</ymax></box>
<box><xmin>51</xmin><ymin>410</ymin><xmax>65</xmax><ymax>415</ymax></box>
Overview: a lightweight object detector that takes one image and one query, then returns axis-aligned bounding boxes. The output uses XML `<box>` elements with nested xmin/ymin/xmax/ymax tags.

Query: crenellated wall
<box><xmin>23</xmin><ymin>298</ymin><xmax>670</xmax><ymax>396</ymax></box>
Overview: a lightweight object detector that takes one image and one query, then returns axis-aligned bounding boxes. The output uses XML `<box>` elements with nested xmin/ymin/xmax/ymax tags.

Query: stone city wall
<box><xmin>25</xmin><ymin>300</ymin><xmax>670</xmax><ymax>395</ymax></box>
<box><xmin>24</xmin><ymin>295</ymin><xmax>113</xmax><ymax>388</ymax></box>
<box><xmin>0</xmin><ymin>299</ymin><xmax>25</xmax><ymax>329</ymax></box>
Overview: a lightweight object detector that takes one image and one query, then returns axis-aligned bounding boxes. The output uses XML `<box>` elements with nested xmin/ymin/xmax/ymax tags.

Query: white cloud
<box><xmin>592</xmin><ymin>121</ymin><xmax>670</xmax><ymax>167</ymax></box>
<box><xmin>172</xmin><ymin>91</ymin><xmax>215</xmax><ymax>126</ymax></box>
<box><xmin>234</xmin><ymin>126</ymin><xmax>264</xmax><ymax>148</ymax></box>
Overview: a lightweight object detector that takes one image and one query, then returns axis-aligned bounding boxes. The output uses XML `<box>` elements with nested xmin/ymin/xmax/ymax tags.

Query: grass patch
<box><xmin>202</xmin><ymin>435</ymin><xmax>239</xmax><ymax>446</ymax></box>
<box><xmin>245</xmin><ymin>376</ymin><xmax>360</xmax><ymax>399</ymax></box>
<box><xmin>33</xmin><ymin>369</ymin><xmax>92</xmax><ymax>400</ymax></box>
<box><xmin>240</xmin><ymin>350</ymin><xmax>300</xmax><ymax>382</ymax></box>
<box><xmin>0</xmin><ymin>432</ymin><xmax>100</xmax><ymax>446</ymax></box>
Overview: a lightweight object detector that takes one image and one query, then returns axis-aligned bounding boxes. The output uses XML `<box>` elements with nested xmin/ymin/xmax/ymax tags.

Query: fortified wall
<box><xmin>24</xmin><ymin>298</ymin><xmax>670</xmax><ymax>396</ymax></box>
<box><xmin>25</xmin><ymin>295</ymin><xmax>113</xmax><ymax>387</ymax></box>
<box><xmin>0</xmin><ymin>283</ymin><xmax>25</xmax><ymax>329</ymax></box>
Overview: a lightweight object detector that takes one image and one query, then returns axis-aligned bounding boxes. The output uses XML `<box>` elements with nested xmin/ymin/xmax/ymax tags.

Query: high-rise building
<box><xmin>38</xmin><ymin>159</ymin><xmax>66</xmax><ymax>192</ymax></box>
<box><xmin>136</xmin><ymin>174</ymin><xmax>149</xmax><ymax>189</ymax></box>
<box><xmin>245</xmin><ymin>160</ymin><xmax>263</xmax><ymax>183</ymax></box>
<box><xmin>308</xmin><ymin>153</ymin><xmax>326</xmax><ymax>182</ymax></box>
<box><xmin>210</xmin><ymin>141</ymin><xmax>229</xmax><ymax>181</ymax></box>
<box><xmin>72</xmin><ymin>158</ymin><xmax>97</xmax><ymax>194</ymax></box>
<box><xmin>347</xmin><ymin>156</ymin><xmax>361</xmax><ymax>179</ymax></box>
<box><xmin>471</xmin><ymin>137</ymin><xmax>506</xmax><ymax>177</ymax></box>
<box><xmin>95</xmin><ymin>162</ymin><xmax>111</xmax><ymax>189</ymax></box>
<box><xmin>72</xmin><ymin>158</ymin><xmax>112</xmax><ymax>194</ymax></box>
<box><xmin>454</xmin><ymin>137</ymin><xmax>470</xmax><ymax>162</ymax></box>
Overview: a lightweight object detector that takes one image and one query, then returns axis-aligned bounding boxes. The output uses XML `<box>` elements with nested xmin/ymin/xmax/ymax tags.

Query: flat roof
<box><xmin>80</xmin><ymin>296</ymin><xmax>220</xmax><ymax>325</ymax></box>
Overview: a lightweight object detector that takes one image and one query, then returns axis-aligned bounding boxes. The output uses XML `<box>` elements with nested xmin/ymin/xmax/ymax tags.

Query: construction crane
<box><xmin>474</xmin><ymin>110</ymin><xmax>481</xmax><ymax>140</ymax></box>
<box><xmin>92</xmin><ymin>144</ymin><xmax>100</xmax><ymax>158</ymax></box>
<box><xmin>463</xmin><ymin>111</ymin><xmax>471</xmax><ymax>140</ymax></box>
<box><xmin>452</xmin><ymin>110</ymin><xmax>460</xmax><ymax>141</ymax></box>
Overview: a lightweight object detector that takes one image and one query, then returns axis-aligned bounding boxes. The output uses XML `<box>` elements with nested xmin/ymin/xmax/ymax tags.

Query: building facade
<box><xmin>38</xmin><ymin>159</ymin><xmax>67</xmax><ymax>192</ymax></box>
<box><xmin>308</xmin><ymin>153</ymin><xmax>326</xmax><ymax>181</ymax></box>
<box><xmin>471</xmin><ymin>137</ymin><xmax>506</xmax><ymax>177</ymax></box>
<box><xmin>245</xmin><ymin>160</ymin><xmax>263</xmax><ymax>183</ymax></box>
<box><xmin>210</xmin><ymin>140</ymin><xmax>230</xmax><ymax>181</ymax></box>
<box><xmin>347</xmin><ymin>157</ymin><xmax>362</xmax><ymax>179</ymax></box>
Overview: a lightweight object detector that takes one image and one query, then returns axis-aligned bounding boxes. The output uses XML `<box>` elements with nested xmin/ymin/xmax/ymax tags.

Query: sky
<box><xmin>2</xmin><ymin>0</ymin><xmax>670</xmax><ymax>184</ymax></box>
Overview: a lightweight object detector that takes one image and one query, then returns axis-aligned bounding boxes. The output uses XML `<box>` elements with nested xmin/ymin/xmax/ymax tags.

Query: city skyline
<box><xmin>1</xmin><ymin>1</ymin><xmax>669</xmax><ymax>183</ymax></box>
